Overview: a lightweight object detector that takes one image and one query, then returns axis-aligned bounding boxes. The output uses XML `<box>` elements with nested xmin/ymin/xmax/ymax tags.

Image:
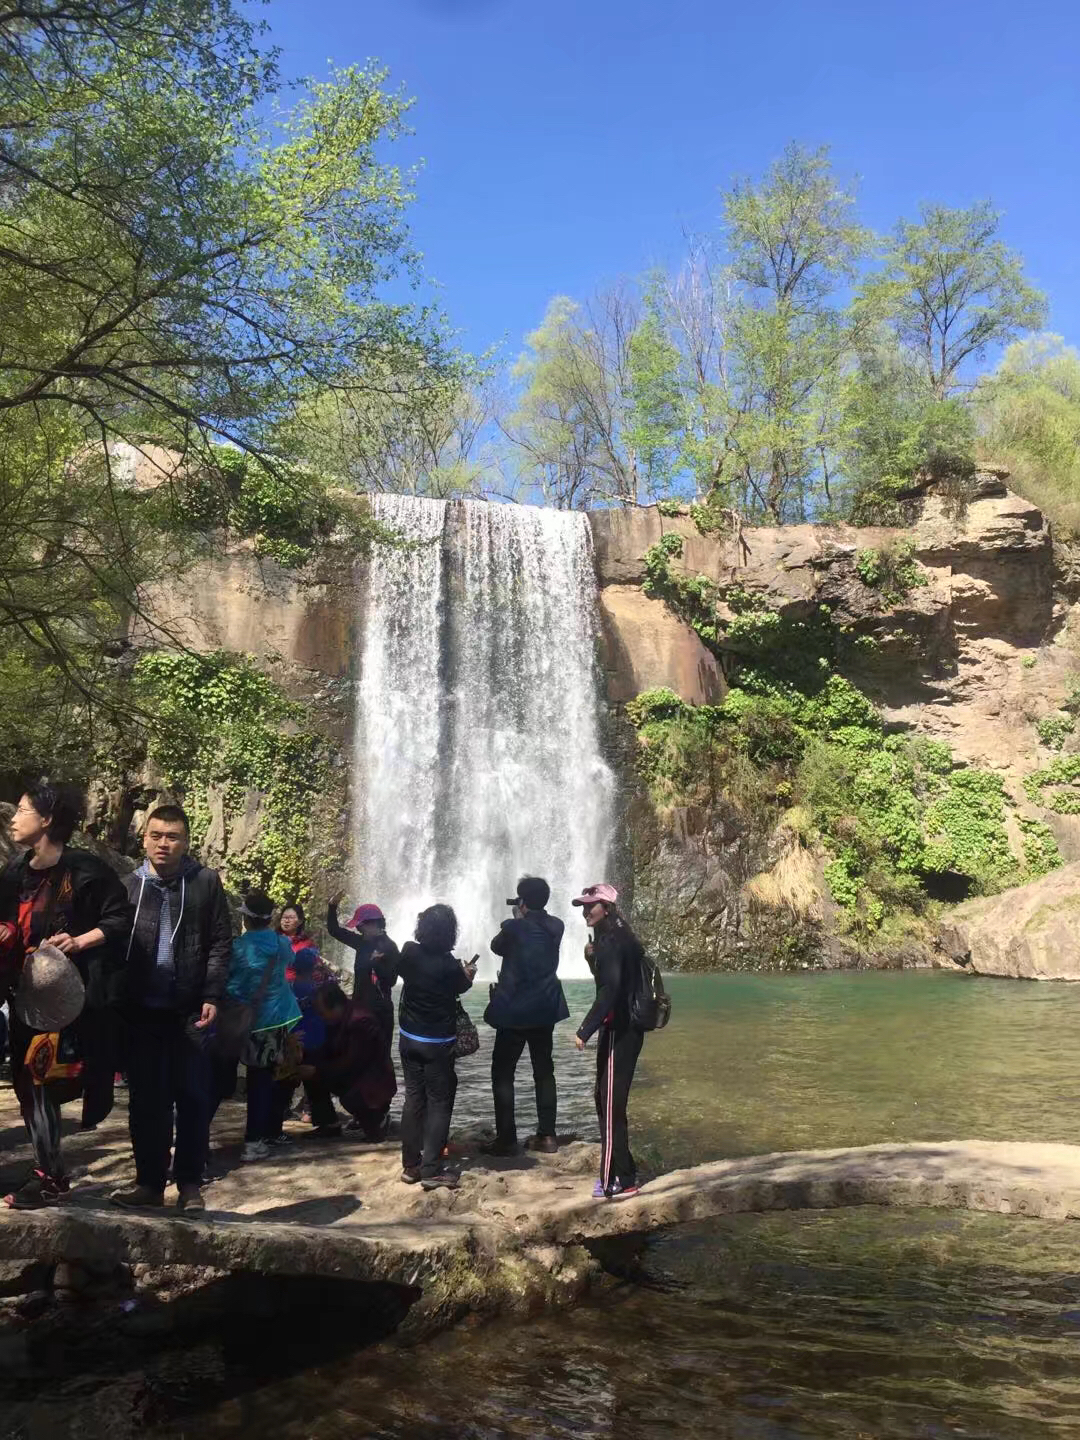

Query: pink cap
<box><xmin>571</xmin><ymin>883</ymin><xmax>618</xmax><ymax>908</ymax></box>
<box><xmin>348</xmin><ymin>903</ymin><xmax>385</xmax><ymax>928</ymax></box>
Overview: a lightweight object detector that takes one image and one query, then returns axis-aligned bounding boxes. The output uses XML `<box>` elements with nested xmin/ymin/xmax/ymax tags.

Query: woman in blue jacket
<box><xmin>224</xmin><ymin>890</ymin><xmax>300</xmax><ymax>1163</ymax></box>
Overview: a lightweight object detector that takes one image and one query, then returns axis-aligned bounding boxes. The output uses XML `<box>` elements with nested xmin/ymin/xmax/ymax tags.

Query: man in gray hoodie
<box><xmin>112</xmin><ymin>805</ymin><xmax>232</xmax><ymax>1215</ymax></box>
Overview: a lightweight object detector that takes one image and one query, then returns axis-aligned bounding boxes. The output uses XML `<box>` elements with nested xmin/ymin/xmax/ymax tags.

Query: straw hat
<box><xmin>13</xmin><ymin>942</ymin><xmax>86</xmax><ymax>1031</ymax></box>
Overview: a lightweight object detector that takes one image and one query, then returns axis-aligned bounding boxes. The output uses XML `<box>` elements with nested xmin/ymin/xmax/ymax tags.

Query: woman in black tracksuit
<box><xmin>573</xmin><ymin>885</ymin><xmax>644</xmax><ymax>1199</ymax></box>
<box><xmin>397</xmin><ymin>904</ymin><xmax>475</xmax><ymax>1191</ymax></box>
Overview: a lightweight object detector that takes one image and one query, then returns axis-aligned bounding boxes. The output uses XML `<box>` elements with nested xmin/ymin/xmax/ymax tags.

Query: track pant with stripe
<box><xmin>595</xmin><ymin>1023</ymin><xmax>643</xmax><ymax>1191</ymax></box>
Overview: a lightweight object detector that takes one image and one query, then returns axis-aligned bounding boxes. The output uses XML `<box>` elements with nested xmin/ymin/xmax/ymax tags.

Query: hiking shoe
<box><xmin>421</xmin><ymin>1170</ymin><xmax>460</xmax><ymax>1192</ymax></box>
<box><xmin>525</xmin><ymin>1135</ymin><xmax>558</xmax><ymax>1155</ymax></box>
<box><xmin>591</xmin><ymin>1179</ymin><xmax>640</xmax><ymax>1200</ymax></box>
<box><xmin>401</xmin><ymin>1166</ymin><xmax>422</xmax><ymax>1185</ymax></box>
<box><xmin>480</xmin><ymin>1138</ymin><xmax>519</xmax><ymax>1157</ymax></box>
<box><xmin>175</xmin><ymin>1185</ymin><xmax>205</xmax><ymax>1216</ymax></box>
<box><xmin>241</xmin><ymin>1141</ymin><xmax>270</xmax><ymax>1163</ymax></box>
<box><xmin>111</xmin><ymin>1184</ymin><xmax>165</xmax><ymax>1210</ymax></box>
<box><xmin>312</xmin><ymin>1124</ymin><xmax>342</xmax><ymax>1139</ymax></box>
<box><xmin>267</xmin><ymin>1133</ymin><xmax>293</xmax><ymax>1147</ymax></box>
<box><xmin>5</xmin><ymin>1170</ymin><xmax>71</xmax><ymax>1210</ymax></box>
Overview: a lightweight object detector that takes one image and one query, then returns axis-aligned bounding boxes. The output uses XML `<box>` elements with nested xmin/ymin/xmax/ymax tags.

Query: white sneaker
<box><xmin>241</xmin><ymin>1140</ymin><xmax>269</xmax><ymax>1163</ymax></box>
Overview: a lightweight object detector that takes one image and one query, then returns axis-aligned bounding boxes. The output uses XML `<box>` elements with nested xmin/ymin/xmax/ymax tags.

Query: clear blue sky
<box><xmin>267</xmin><ymin>0</ymin><xmax>1080</xmax><ymax>363</ymax></box>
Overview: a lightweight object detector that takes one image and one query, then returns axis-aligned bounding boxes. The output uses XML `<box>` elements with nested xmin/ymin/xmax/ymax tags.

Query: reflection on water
<box><xmin>11</xmin><ymin>971</ymin><xmax>1080</xmax><ymax>1439</ymax></box>
<box><xmin>150</xmin><ymin>1208</ymin><xmax>1080</xmax><ymax>1439</ymax></box>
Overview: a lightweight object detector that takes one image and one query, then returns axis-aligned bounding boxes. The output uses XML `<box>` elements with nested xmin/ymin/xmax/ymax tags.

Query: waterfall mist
<box><xmin>351</xmin><ymin>494</ymin><xmax>616</xmax><ymax>979</ymax></box>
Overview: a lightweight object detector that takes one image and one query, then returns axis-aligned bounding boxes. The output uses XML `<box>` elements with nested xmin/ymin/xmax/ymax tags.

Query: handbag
<box><xmin>453</xmin><ymin>1000</ymin><xmax>479</xmax><ymax>1059</ymax></box>
<box><xmin>212</xmin><ymin>949</ymin><xmax>281</xmax><ymax>1060</ymax></box>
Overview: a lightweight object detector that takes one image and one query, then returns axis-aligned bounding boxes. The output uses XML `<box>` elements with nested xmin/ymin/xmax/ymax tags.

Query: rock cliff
<box><xmin>118</xmin><ymin>475</ymin><xmax>1080</xmax><ymax>971</ymax></box>
<box><xmin>588</xmin><ymin>475</ymin><xmax>1080</xmax><ymax>969</ymax></box>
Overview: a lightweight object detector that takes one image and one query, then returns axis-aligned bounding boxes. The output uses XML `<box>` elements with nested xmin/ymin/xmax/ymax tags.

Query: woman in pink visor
<box><xmin>572</xmin><ymin>882</ymin><xmax>645</xmax><ymax>1201</ymax></box>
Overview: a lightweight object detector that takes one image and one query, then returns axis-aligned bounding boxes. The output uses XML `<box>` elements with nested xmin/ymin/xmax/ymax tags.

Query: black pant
<box><xmin>269</xmin><ymin>1076</ymin><xmax>297</xmax><ymax>1138</ymax></box>
<box><xmin>491</xmin><ymin>1025</ymin><xmax>556</xmax><ymax>1142</ymax></box>
<box><xmin>399</xmin><ymin>1038</ymin><xmax>456</xmax><ymax>1178</ymax></box>
<box><xmin>126</xmin><ymin>1009</ymin><xmax>212</xmax><ymax>1191</ymax></box>
<box><xmin>305</xmin><ymin>1072</ymin><xmax>388</xmax><ymax>1140</ymax></box>
<box><xmin>595</xmin><ymin>1024</ymin><xmax>643</xmax><ymax>1191</ymax></box>
<box><xmin>244</xmin><ymin>1064</ymin><xmax>275</xmax><ymax>1142</ymax></box>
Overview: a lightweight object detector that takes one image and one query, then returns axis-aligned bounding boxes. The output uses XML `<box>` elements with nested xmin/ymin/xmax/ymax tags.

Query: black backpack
<box><xmin>630</xmin><ymin>950</ymin><xmax>671</xmax><ymax>1032</ymax></box>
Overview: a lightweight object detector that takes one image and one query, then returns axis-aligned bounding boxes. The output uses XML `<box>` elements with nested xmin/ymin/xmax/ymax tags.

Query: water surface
<box><xmin>11</xmin><ymin>969</ymin><xmax>1080</xmax><ymax>1440</ymax></box>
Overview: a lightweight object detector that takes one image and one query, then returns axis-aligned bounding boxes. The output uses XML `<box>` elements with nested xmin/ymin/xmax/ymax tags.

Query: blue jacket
<box><xmin>226</xmin><ymin>929</ymin><xmax>301</xmax><ymax>1033</ymax></box>
<box><xmin>484</xmin><ymin>911</ymin><xmax>569</xmax><ymax>1030</ymax></box>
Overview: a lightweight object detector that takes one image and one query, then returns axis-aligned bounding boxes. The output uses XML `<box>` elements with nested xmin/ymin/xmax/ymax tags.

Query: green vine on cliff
<box><xmin>1024</xmin><ymin>755</ymin><xmax>1080</xmax><ymax>813</ymax></box>
<box><xmin>629</xmin><ymin>532</ymin><xmax>1020</xmax><ymax>938</ymax></box>
<box><xmin>855</xmin><ymin>540</ymin><xmax>928</xmax><ymax>606</ymax></box>
<box><xmin>1017</xmin><ymin>817</ymin><xmax>1063</xmax><ymax>877</ymax></box>
<box><xmin>1035</xmin><ymin>712</ymin><xmax>1075</xmax><ymax>751</ymax></box>
<box><xmin>133</xmin><ymin>650</ymin><xmax>332</xmax><ymax>901</ymax></box>
<box><xmin>178</xmin><ymin>446</ymin><xmax>379</xmax><ymax>569</ymax></box>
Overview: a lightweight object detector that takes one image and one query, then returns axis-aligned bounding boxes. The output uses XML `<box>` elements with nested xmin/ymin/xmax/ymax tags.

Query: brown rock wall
<box><xmin>597</xmin><ymin>586</ymin><xmax>725</xmax><ymax>705</ymax></box>
<box><xmin>138</xmin><ymin>544</ymin><xmax>355</xmax><ymax>680</ymax></box>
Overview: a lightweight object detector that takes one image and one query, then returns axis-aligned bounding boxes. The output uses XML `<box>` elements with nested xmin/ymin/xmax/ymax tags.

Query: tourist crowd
<box><xmin>0</xmin><ymin>783</ymin><xmax>651</xmax><ymax>1214</ymax></box>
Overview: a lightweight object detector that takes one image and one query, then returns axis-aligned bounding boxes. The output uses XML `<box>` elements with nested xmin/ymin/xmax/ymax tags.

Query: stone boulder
<box><xmin>938</xmin><ymin>863</ymin><xmax>1080</xmax><ymax>979</ymax></box>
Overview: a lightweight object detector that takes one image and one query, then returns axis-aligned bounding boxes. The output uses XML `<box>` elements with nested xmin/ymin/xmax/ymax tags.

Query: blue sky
<box><xmin>267</xmin><ymin>0</ymin><xmax>1080</xmax><ymax>364</ymax></box>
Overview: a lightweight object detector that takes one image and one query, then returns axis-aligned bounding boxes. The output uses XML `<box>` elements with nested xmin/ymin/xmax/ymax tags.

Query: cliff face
<box><xmin>127</xmin><ymin>480</ymin><xmax>1079</xmax><ymax>968</ymax></box>
<box><xmin>588</xmin><ymin>479</ymin><xmax>1080</xmax><ymax>968</ymax></box>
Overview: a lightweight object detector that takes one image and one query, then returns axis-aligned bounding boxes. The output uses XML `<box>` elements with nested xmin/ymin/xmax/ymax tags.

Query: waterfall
<box><xmin>351</xmin><ymin>494</ymin><xmax>615</xmax><ymax>979</ymax></box>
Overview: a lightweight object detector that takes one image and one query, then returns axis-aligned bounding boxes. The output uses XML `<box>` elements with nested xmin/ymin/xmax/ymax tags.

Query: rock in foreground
<box><xmin>938</xmin><ymin>862</ymin><xmax>1080</xmax><ymax>979</ymax></box>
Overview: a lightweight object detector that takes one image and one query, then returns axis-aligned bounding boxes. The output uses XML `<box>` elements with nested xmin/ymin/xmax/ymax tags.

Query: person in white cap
<box><xmin>571</xmin><ymin>883</ymin><xmax>646</xmax><ymax>1200</ymax></box>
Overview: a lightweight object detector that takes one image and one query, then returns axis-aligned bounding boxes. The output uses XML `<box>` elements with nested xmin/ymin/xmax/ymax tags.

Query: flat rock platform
<box><xmin>3</xmin><ymin>1089</ymin><xmax>1080</xmax><ymax>1331</ymax></box>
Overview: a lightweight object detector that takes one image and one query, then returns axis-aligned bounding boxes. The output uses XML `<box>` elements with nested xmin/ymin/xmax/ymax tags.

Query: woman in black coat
<box><xmin>0</xmin><ymin>782</ymin><xmax>132</xmax><ymax>1209</ymax></box>
<box><xmin>396</xmin><ymin>904</ymin><xmax>475</xmax><ymax>1191</ymax></box>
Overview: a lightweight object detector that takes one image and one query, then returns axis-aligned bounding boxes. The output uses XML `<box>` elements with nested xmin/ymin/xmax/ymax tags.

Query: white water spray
<box><xmin>351</xmin><ymin>495</ymin><xmax>615</xmax><ymax>978</ymax></box>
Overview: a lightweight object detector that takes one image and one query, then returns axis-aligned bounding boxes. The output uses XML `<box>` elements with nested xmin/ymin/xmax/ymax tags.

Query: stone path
<box><xmin>4</xmin><ymin>1089</ymin><xmax>1080</xmax><ymax>1331</ymax></box>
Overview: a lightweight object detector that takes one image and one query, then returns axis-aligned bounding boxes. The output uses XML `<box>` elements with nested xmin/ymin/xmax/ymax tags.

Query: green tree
<box><xmin>0</xmin><ymin>0</ymin><xmax>439</xmax><ymax>766</ymax></box>
<box><xmin>288</xmin><ymin>346</ymin><xmax>500</xmax><ymax>500</ymax></box>
<box><xmin>858</xmin><ymin>202</ymin><xmax>1046</xmax><ymax>399</ymax></box>
<box><xmin>716</xmin><ymin>143</ymin><xmax>872</xmax><ymax>521</ymax></box>
<box><xmin>977</xmin><ymin>334</ymin><xmax>1080</xmax><ymax>533</ymax></box>
<box><xmin>839</xmin><ymin>335</ymin><xmax>976</xmax><ymax>523</ymax></box>
<box><xmin>504</xmin><ymin>289</ymin><xmax>641</xmax><ymax>508</ymax></box>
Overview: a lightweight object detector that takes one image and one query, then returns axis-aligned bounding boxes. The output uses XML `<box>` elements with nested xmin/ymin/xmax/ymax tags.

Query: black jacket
<box><xmin>577</xmin><ymin>914</ymin><xmax>644</xmax><ymax>1043</ymax></box>
<box><xmin>397</xmin><ymin>940</ymin><xmax>472</xmax><ymax>1041</ymax></box>
<box><xmin>486</xmin><ymin>910</ymin><xmax>569</xmax><ymax>1030</ymax></box>
<box><xmin>0</xmin><ymin>847</ymin><xmax>133</xmax><ymax>1009</ymax></box>
<box><xmin>326</xmin><ymin>902</ymin><xmax>399</xmax><ymax>1013</ymax></box>
<box><xmin>122</xmin><ymin>856</ymin><xmax>233</xmax><ymax>1014</ymax></box>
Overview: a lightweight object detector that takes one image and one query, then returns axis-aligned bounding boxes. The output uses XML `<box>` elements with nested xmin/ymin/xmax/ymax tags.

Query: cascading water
<box><xmin>351</xmin><ymin>494</ymin><xmax>616</xmax><ymax>978</ymax></box>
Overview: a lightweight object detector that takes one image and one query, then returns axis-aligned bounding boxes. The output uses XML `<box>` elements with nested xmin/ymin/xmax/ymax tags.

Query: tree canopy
<box><xmin>0</xmin><ymin>0</ymin><xmax>447</xmax><ymax>770</ymax></box>
<box><xmin>502</xmin><ymin>148</ymin><xmax>1048</xmax><ymax>522</ymax></box>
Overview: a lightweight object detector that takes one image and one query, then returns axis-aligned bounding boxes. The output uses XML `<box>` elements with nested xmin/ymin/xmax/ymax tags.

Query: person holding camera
<box><xmin>482</xmin><ymin>875</ymin><xmax>567</xmax><ymax>1156</ymax></box>
<box><xmin>397</xmin><ymin>904</ymin><xmax>476</xmax><ymax>1191</ymax></box>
